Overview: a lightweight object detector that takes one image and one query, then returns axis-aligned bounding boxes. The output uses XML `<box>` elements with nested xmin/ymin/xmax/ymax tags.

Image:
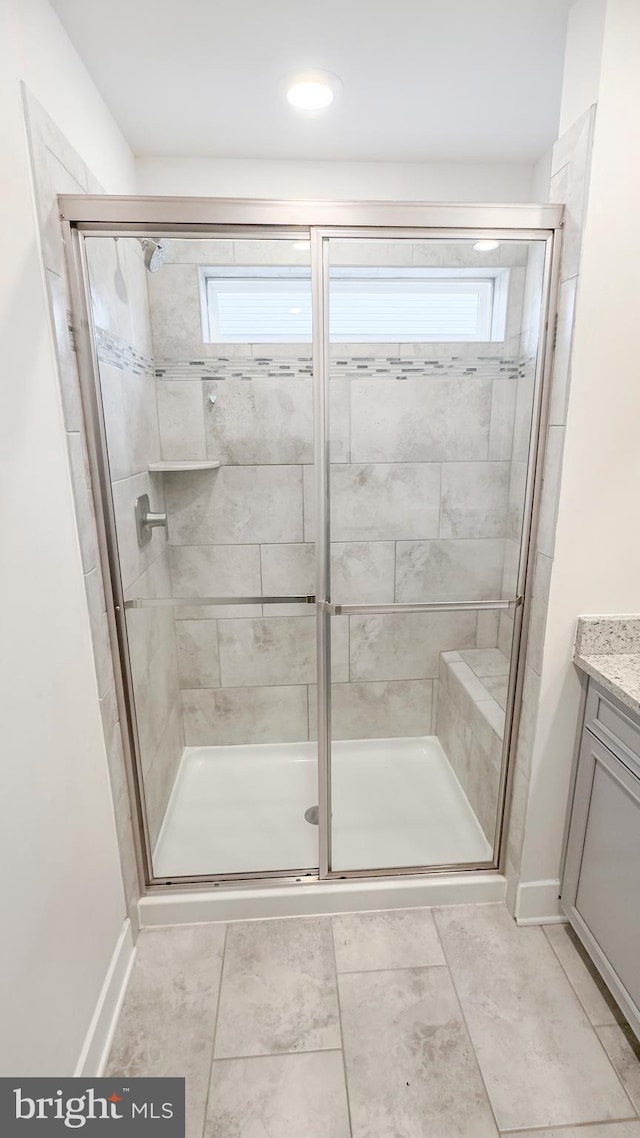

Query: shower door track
<box><xmin>60</xmin><ymin>196</ymin><xmax>563</xmax><ymax>896</ymax></box>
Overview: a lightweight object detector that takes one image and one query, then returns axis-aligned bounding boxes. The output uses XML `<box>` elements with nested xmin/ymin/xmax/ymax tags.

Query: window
<box><xmin>201</xmin><ymin>267</ymin><xmax>508</xmax><ymax>344</ymax></box>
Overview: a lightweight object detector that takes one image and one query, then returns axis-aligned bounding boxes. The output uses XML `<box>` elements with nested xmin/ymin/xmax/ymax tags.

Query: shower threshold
<box><xmin>152</xmin><ymin>735</ymin><xmax>492</xmax><ymax>879</ymax></box>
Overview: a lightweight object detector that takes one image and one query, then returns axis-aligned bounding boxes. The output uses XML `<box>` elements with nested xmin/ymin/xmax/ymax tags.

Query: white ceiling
<box><xmin>51</xmin><ymin>0</ymin><xmax>572</xmax><ymax>164</ymax></box>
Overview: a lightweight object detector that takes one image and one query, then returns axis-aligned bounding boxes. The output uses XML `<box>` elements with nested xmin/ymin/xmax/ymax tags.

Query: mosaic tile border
<box><xmin>155</xmin><ymin>353</ymin><xmax>528</xmax><ymax>383</ymax></box>
<box><xmin>96</xmin><ymin>326</ymin><xmax>155</xmax><ymax>376</ymax></box>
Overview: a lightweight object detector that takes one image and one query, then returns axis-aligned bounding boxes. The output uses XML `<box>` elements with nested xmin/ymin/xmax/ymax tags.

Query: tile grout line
<box><xmin>210</xmin><ymin>1046</ymin><xmax>347</xmax><ymax>1064</ymax></box>
<box><xmin>329</xmin><ymin>916</ymin><xmax>355</xmax><ymax>1138</ymax></box>
<box><xmin>431</xmin><ymin>908</ymin><xmax>504</xmax><ymax>1138</ymax></box>
<box><xmin>541</xmin><ymin>925</ymin><xmax>622</xmax><ymax>1030</ymax></box>
<box><xmin>500</xmin><ymin>1118</ymin><xmax>640</xmax><ymax>1134</ymax></box>
<box><xmin>199</xmin><ymin>923</ymin><xmax>229</xmax><ymax>1138</ymax></box>
<box><xmin>541</xmin><ymin>928</ymin><xmax>639</xmax><ymax>1119</ymax></box>
<box><xmin>336</xmin><ymin>962</ymin><xmax>449</xmax><ymax>977</ymax></box>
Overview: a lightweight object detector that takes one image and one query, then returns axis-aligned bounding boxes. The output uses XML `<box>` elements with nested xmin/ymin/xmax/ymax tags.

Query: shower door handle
<box><xmin>320</xmin><ymin>598</ymin><xmax>522</xmax><ymax>616</ymax></box>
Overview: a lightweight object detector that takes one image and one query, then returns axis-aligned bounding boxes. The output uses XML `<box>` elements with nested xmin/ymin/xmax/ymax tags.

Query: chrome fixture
<box><xmin>139</xmin><ymin>237</ymin><xmax>170</xmax><ymax>272</ymax></box>
<box><xmin>134</xmin><ymin>493</ymin><xmax>167</xmax><ymax>547</ymax></box>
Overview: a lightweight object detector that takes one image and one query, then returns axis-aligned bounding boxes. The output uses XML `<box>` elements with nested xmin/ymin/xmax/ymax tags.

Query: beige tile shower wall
<box><xmin>149</xmin><ymin>240</ymin><xmax>529</xmax><ymax>745</ymax></box>
<box><xmin>86</xmin><ymin>238</ymin><xmax>183</xmax><ymax>846</ymax></box>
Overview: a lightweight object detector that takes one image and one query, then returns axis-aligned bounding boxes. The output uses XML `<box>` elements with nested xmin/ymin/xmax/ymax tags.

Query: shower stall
<box><xmin>61</xmin><ymin>198</ymin><xmax>561</xmax><ymax>894</ymax></box>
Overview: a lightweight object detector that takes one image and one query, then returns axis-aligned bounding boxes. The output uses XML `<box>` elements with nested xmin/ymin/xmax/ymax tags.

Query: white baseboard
<box><xmin>139</xmin><ymin>872</ymin><xmax>506</xmax><ymax>927</ymax></box>
<box><xmin>74</xmin><ymin>919</ymin><xmax>136</xmax><ymax>1076</ymax></box>
<box><xmin>514</xmin><ymin>878</ymin><xmax>566</xmax><ymax>925</ymax></box>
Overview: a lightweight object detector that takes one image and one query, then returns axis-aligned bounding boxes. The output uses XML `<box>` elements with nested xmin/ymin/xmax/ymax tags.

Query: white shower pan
<box><xmin>153</xmin><ymin>735</ymin><xmax>492</xmax><ymax>879</ymax></box>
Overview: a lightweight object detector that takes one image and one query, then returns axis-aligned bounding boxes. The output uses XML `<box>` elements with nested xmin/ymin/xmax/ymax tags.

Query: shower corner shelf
<box><xmin>148</xmin><ymin>460</ymin><xmax>221</xmax><ymax>473</ymax></box>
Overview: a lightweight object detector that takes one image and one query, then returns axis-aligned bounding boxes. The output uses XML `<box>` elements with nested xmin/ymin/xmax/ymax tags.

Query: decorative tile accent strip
<box><xmin>95</xmin><ymin>326</ymin><xmax>155</xmax><ymax>376</ymax></box>
<box><xmin>155</xmin><ymin>353</ymin><xmax>527</xmax><ymax>383</ymax></box>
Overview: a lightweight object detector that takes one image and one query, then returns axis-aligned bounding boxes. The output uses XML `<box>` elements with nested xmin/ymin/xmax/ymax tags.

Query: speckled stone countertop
<box><xmin>574</xmin><ymin>615</ymin><xmax>640</xmax><ymax>716</ymax></box>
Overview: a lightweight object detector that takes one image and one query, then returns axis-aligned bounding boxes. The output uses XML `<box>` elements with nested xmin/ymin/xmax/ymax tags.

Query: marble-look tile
<box><xmin>157</xmin><ymin>380</ymin><xmax>206</xmax><ymax>461</ymax></box>
<box><xmin>99</xmin><ymin>362</ymin><xmax>130</xmax><ymax>481</ymax></box>
<box><xmin>435</xmin><ymin>904</ymin><xmax>634</xmax><ymax>1130</ymax></box>
<box><xmin>440</xmin><ymin>462</ymin><xmax>510</xmax><ymax>539</ymax></box>
<box><xmin>66</xmin><ymin>432</ymin><xmax>99</xmax><ymax>573</ymax></box>
<box><xmin>204</xmin><ymin>378</ymin><xmax>313</xmax><ymax>464</ymax></box>
<box><xmin>214</xmin><ymin>917</ymin><xmax>340</xmax><ymax>1057</ymax></box>
<box><xmin>45</xmin><ymin>268</ymin><xmax>83</xmax><ymax>433</ymax></box>
<box><xmin>182</xmin><ymin>685</ymin><xmax>308</xmax><ymax>745</ymax></box>
<box><xmin>304</xmin><ymin>463</ymin><xmax>441</xmax><ymax>542</ymax></box>
<box><xmin>111</xmin><ymin>471</ymin><xmax>166</xmax><ymax>592</ymax></box>
<box><xmin>527</xmin><ymin>553</ymin><xmax>553</xmax><ymax>675</ymax></box>
<box><xmin>164</xmin><ymin>238</ymin><xmax>234</xmax><ymax>265</ymax></box>
<box><xmin>339</xmin><ymin>967</ymin><xmax>498</xmax><ymax>1138</ymax></box>
<box><xmin>549</xmin><ymin>275</ymin><xmax>577</xmax><ymax>426</ymax></box>
<box><xmin>544</xmin><ymin>924</ymin><xmax>620</xmax><ymax>1027</ymax></box>
<box><xmin>125</xmin><ymin>372</ymin><xmax>161</xmax><ymax>476</ymax></box>
<box><xmin>476</xmin><ymin>609</ymin><xmax>499</xmax><ymax>649</ymax></box>
<box><xmin>148</xmin><ymin>263</ymin><xmax>203</xmax><ymax>357</ymax></box>
<box><xmin>218</xmin><ymin>615</ymin><xmax>347</xmax><ymax>686</ymax></box>
<box><xmin>459</xmin><ymin>648</ymin><xmax>510</xmax><ymax>678</ymax></box>
<box><xmin>329</xmin><ymin>378</ymin><xmax>351</xmax><ymax>462</ymax></box>
<box><xmin>260</xmin><ymin>542</ymin><xmax>315</xmax><ymax>596</ymax></box>
<box><xmin>86</xmin><ymin>237</ymin><xmax>134</xmax><ymax>345</ymax></box>
<box><xmin>106</xmin><ymin>924</ymin><xmax>226</xmax><ymax>1138</ymax></box>
<box><xmin>169</xmin><ymin>543</ymin><xmax>261</xmax><ymax>598</ymax></box>
<box><xmin>350</xmin><ymin>378</ymin><xmax>492</xmax><ymax>462</ymax></box>
<box><xmin>176</xmin><ymin>620</ymin><xmax>221</xmax><ymax>688</ymax></box>
<box><xmin>536</xmin><ymin>425</ymin><xmax>565</xmax><ymax>558</ymax></box>
<box><xmin>349</xmin><ymin>610</ymin><xmax>477</xmax><ymax>681</ymax></box>
<box><xmin>84</xmin><ymin>565</ymin><xmax>114</xmax><ymax>699</ymax></box>
<box><xmin>144</xmin><ymin>700</ymin><xmax>184</xmax><ymax>845</ymax></box>
<box><xmin>33</xmin><ymin>143</ymin><xmax>86</xmax><ymax>276</ymax></box>
<box><xmin>330</xmin><ymin>239</ymin><xmax>413</xmax><ymax>266</ymax></box>
<box><xmin>332</xmin><ymin>908</ymin><xmax>445</xmax><ymax>971</ymax></box>
<box><xmin>165</xmin><ymin>465</ymin><xmax>303</xmax><ymax>545</ymax></box>
<box><xmin>125</xmin><ymin>240</ymin><xmax>154</xmax><ymax>358</ymax></box>
<box><xmin>309</xmin><ymin>679</ymin><xmax>433</xmax><ymax>740</ymax></box>
<box><xmin>205</xmin><ymin>1052</ymin><xmax>351</xmax><ymax>1138</ymax></box>
<box><xmin>507</xmin><ymin>460</ymin><xmax>527</xmax><ymax>542</ymax></box>
<box><xmin>331</xmin><ymin>541</ymin><xmax>395</xmax><ymax>604</ymax></box>
<box><xmin>511</xmin><ymin>368</ymin><xmax>535</xmax><ymax>464</ymax></box>
<box><xmin>596</xmin><ymin>1025</ymin><xmax>640</xmax><ymax>1111</ymax></box>
<box><xmin>395</xmin><ymin>538</ymin><xmax>505</xmax><ymax>602</ymax></box>
<box><xmin>488</xmin><ymin>377</ymin><xmax>517</xmax><ymax>460</ymax></box>
<box><xmin>232</xmin><ymin>238</ymin><xmax>312</xmax><ymax>266</ymax></box>
<box><xmin>481</xmin><ymin>675</ymin><xmax>508</xmax><ymax>709</ymax></box>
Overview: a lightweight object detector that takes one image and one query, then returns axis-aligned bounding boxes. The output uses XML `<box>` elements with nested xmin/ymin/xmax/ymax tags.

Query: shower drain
<box><xmin>304</xmin><ymin>805</ymin><xmax>319</xmax><ymax>825</ymax></box>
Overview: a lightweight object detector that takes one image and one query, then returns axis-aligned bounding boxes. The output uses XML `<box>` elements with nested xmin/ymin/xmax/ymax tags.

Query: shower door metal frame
<box><xmin>60</xmin><ymin>196</ymin><xmax>563</xmax><ymax>895</ymax></box>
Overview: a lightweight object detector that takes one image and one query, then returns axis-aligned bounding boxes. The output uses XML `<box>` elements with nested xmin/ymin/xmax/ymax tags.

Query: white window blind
<box><xmin>204</xmin><ymin>269</ymin><xmax>501</xmax><ymax>343</ymax></box>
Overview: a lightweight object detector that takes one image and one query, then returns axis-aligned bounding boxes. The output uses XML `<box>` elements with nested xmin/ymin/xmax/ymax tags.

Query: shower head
<box><xmin>139</xmin><ymin>237</ymin><xmax>170</xmax><ymax>272</ymax></box>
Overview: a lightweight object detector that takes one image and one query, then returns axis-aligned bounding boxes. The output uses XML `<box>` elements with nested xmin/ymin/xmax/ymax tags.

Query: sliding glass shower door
<box><xmin>68</xmin><ymin>200</ymin><xmax>557</xmax><ymax>887</ymax></box>
<box><xmin>317</xmin><ymin>233</ymin><xmax>549</xmax><ymax>875</ymax></box>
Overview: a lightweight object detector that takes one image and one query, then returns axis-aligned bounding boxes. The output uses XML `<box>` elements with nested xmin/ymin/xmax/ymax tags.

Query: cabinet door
<box><xmin>563</xmin><ymin>728</ymin><xmax>640</xmax><ymax>1012</ymax></box>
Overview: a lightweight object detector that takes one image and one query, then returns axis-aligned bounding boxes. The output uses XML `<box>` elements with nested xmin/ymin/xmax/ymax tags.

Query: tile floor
<box><xmin>106</xmin><ymin>904</ymin><xmax>640</xmax><ymax>1138</ymax></box>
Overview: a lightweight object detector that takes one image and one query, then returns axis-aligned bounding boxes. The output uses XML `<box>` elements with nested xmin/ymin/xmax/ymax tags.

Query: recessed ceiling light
<box><xmin>284</xmin><ymin>70</ymin><xmax>341</xmax><ymax>112</ymax></box>
<box><xmin>473</xmin><ymin>240</ymin><xmax>500</xmax><ymax>252</ymax></box>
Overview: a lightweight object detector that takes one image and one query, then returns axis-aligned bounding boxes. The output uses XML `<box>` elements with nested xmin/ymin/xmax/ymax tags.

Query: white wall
<box><xmin>520</xmin><ymin>0</ymin><xmax>640</xmax><ymax>890</ymax></box>
<box><xmin>136</xmin><ymin>155</ymin><xmax>537</xmax><ymax>203</ymax></box>
<box><xmin>559</xmin><ymin>0</ymin><xmax>607</xmax><ymax>136</ymax></box>
<box><xmin>0</xmin><ymin>0</ymin><xmax>134</xmax><ymax>1075</ymax></box>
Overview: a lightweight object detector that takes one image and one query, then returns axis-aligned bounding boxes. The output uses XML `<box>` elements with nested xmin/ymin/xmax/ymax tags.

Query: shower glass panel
<box><xmin>84</xmin><ymin>233</ymin><xmax>319</xmax><ymax>880</ymax></box>
<box><xmin>323</xmin><ymin>236</ymin><xmax>546</xmax><ymax>873</ymax></box>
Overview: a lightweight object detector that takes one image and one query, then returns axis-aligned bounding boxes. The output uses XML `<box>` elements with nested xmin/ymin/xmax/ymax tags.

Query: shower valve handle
<box><xmin>135</xmin><ymin>493</ymin><xmax>167</xmax><ymax>547</ymax></box>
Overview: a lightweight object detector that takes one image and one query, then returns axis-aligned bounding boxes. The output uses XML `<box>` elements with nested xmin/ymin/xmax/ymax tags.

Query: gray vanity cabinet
<box><xmin>561</xmin><ymin>680</ymin><xmax>640</xmax><ymax>1038</ymax></box>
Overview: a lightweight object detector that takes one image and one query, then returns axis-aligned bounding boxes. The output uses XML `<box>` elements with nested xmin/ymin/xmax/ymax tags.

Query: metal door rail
<box><xmin>321</xmin><ymin>597</ymin><xmax>522</xmax><ymax>616</ymax></box>
<box><xmin>124</xmin><ymin>595</ymin><xmax>316</xmax><ymax>609</ymax></box>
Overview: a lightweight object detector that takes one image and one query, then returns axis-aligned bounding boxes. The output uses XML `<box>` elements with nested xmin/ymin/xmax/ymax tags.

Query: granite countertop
<box><xmin>574</xmin><ymin>615</ymin><xmax>640</xmax><ymax>717</ymax></box>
